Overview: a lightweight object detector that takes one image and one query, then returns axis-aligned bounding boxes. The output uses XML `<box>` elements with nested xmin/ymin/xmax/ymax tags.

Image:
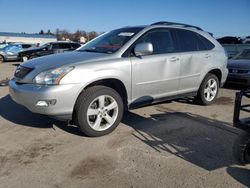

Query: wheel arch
<box><xmin>74</xmin><ymin>78</ymin><xmax>129</xmax><ymax>112</ymax></box>
<box><xmin>85</xmin><ymin>78</ymin><xmax>128</xmax><ymax>109</ymax></box>
<box><xmin>208</xmin><ymin>69</ymin><xmax>222</xmax><ymax>85</ymax></box>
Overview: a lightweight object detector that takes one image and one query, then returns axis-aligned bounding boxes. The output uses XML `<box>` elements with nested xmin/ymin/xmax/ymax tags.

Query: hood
<box><xmin>16</xmin><ymin>51</ymin><xmax>112</xmax><ymax>83</ymax></box>
<box><xmin>22</xmin><ymin>51</ymin><xmax>111</xmax><ymax>70</ymax></box>
<box><xmin>227</xmin><ymin>59</ymin><xmax>250</xmax><ymax>69</ymax></box>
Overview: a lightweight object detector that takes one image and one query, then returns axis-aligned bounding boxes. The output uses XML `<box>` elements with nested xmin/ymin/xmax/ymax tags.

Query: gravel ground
<box><xmin>0</xmin><ymin>62</ymin><xmax>250</xmax><ymax>188</ymax></box>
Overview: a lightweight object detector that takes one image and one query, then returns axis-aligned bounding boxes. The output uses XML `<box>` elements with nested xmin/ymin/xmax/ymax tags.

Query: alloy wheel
<box><xmin>87</xmin><ymin>95</ymin><xmax>119</xmax><ymax>131</ymax></box>
<box><xmin>204</xmin><ymin>78</ymin><xmax>218</xmax><ymax>102</ymax></box>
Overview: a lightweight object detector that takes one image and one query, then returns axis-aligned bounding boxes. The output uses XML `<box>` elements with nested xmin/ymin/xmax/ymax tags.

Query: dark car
<box><xmin>227</xmin><ymin>49</ymin><xmax>250</xmax><ymax>85</ymax></box>
<box><xmin>18</xmin><ymin>41</ymin><xmax>81</xmax><ymax>61</ymax></box>
<box><xmin>217</xmin><ymin>36</ymin><xmax>242</xmax><ymax>44</ymax></box>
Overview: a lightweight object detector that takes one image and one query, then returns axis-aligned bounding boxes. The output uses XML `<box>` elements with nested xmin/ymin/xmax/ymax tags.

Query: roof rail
<box><xmin>151</xmin><ymin>21</ymin><xmax>203</xmax><ymax>31</ymax></box>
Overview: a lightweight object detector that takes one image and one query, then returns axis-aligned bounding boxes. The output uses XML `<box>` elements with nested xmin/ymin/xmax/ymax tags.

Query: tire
<box><xmin>196</xmin><ymin>73</ymin><xmax>219</xmax><ymax>105</ymax></box>
<box><xmin>74</xmin><ymin>86</ymin><xmax>124</xmax><ymax>137</ymax></box>
<box><xmin>0</xmin><ymin>55</ymin><xmax>4</xmax><ymax>64</ymax></box>
<box><xmin>233</xmin><ymin>131</ymin><xmax>250</xmax><ymax>165</ymax></box>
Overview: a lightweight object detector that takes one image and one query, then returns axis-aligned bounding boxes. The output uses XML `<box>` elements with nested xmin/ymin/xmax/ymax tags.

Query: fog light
<box><xmin>36</xmin><ymin>101</ymin><xmax>49</xmax><ymax>107</ymax></box>
<box><xmin>36</xmin><ymin>99</ymin><xmax>57</xmax><ymax>107</ymax></box>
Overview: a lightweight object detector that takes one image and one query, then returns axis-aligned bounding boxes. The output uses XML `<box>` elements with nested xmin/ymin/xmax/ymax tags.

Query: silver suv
<box><xmin>9</xmin><ymin>22</ymin><xmax>228</xmax><ymax>136</ymax></box>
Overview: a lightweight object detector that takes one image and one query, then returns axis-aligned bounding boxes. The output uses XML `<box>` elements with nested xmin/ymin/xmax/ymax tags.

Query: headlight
<box><xmin>34</xmin><ymin>66</ymin><xmax>74</xmax><ymax>85</ymax></box>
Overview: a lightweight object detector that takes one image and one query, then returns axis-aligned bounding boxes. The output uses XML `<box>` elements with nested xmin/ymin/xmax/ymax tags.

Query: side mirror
<box><xmin>134</xmin><ymin>42</ymin><xmax>153</xmax><ymax>56</ymax></box>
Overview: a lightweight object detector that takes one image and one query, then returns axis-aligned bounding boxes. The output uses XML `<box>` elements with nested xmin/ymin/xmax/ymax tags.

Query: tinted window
<box><xmin>198</xmin><ymin>34</ymin><xmax>215</xmax><ymax>50</ymax></box>
<box><xmin>176</xmin><ymin>29</ymin><xmax>208</xmax><ymax>52</ymax></box>
<box><xmin>52</xmin><ymin>43</ymin><xmax>61</xmax><ymax>49</ymax></box>
<box><xmin>22</xmin><ymin>44</ymin><xmax>31</xmax><ymax>48</ymax></box>
<box><xmin>136</xmin><ymin>29</ymin><xmax>175</xmax><ymax>55</ymax></box>
<box><xmin>71</xmin><ymin>43</ymin><xmax>81</xmax><ymax>49</ymax></box>
<box><xmin>60</xmin><ymin>43</ymin><xmax>71</xmax><ymax>49</ymax></box>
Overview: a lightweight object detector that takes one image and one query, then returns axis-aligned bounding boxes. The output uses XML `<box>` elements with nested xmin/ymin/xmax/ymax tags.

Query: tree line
<box><xmin>39</xmin><ymin>29</ymin><xmax>99</xmax><ymax>42</ymax></box>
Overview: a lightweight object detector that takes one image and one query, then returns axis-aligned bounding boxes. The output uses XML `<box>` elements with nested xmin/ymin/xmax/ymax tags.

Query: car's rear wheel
<box><xmin>196</xmin><ymin>73</ymin><xmax>219</xmax><ymax>105</ymax></box>
<box><xmin>74</xmin><ymin>86</ymin><xmax>124</xmax><ymax>137</ymax></box>
<box><xmin>0</xmin><ymin>55</ymin><xmax>4</xmax><ymax>64</ymax></box>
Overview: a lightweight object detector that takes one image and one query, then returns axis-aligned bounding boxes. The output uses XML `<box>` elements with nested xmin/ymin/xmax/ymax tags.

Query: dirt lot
<box><xmin>0</xmin><ymin>62</ymin><xmax>250</xmax><ymax>188</ymax></box>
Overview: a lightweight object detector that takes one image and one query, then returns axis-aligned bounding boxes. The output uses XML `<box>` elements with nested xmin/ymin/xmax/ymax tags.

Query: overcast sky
<box><xmin>0</xmin><ymin>0</ymin><xmax>249</xmax><ymax>37</ymax></box>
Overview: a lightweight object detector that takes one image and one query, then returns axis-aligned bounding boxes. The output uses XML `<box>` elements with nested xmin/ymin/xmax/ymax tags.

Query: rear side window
<box><xmin>60</xmin><ymin>43</ymin><xmax>71</xmax><ymax>49</ymax></box>
<box><xmin>52</xmin><ymin>43</ymin><xmax>61</xmax><ymax>49</ymax></box>
<box><xmin>71</xmin><ymin>43</ymin><xmax>81</xmax><ymax>49</ymax></box>
<box><xmin>198</xmin><ymin>34</ymin><xmax>215</xmax><ymax>50</ymax></box>
<box><xmin>22</xmin><ymin>44</ymin><xmax>32</xmax><ymax>49</ymax></box>
<box><xmin>176</xmin><ymin>29</ymin><xmax>213</xmax><ymax>52</ymax></box>
<box><xmin>136</xmin><ymin>29</ymin><xmax>176</xmax><ymax>55</ymax></box>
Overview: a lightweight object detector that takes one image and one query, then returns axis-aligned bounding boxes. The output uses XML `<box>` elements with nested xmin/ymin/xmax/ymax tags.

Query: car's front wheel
<box><xmin>196</xmin><ymin>73</ymin><xmax>219</xmax><ymax>105</ymax></box>
<box><xmin>74</xmin><ymin>86</ymin><xmax>124</xmax><ymax>137</ymax></box>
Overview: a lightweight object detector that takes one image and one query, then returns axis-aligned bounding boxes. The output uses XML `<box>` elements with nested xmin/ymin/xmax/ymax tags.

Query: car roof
<box><xmin>122</xmin><ymin>22</ymin><xmax>208</xmax><ymax>36</ymax></box>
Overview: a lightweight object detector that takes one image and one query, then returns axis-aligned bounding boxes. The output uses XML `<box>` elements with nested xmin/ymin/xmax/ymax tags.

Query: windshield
<box><xmin>40</xmin><ymin>43</ymin><xmax>50</xmax><ymax>48</ymax></box>
<box><xmin>78</xmin><ymin>27</ymin><xmax>144</xmax><ymax>54</ymax></box>
<box><xmin>0</xmin><ymin>44</ymin><xmax>8</xmax><ymax>49</ymax></box>
<box><xmin>3</xmin><ymin>44</ymin><xmax>22</xmax><ymax>52</ymax></box>
<box><xmin>233</xmin><ymin>49</ymin><xmax>250</xmax><ymax>60</ymax></box>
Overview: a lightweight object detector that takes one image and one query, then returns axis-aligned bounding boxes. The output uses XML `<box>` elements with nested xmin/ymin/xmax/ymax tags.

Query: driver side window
<box><xmin>123</xmin><ymin>28</ymin><xmax>176</xmax><ymax>57</ymax></box>
<box><xmin>136</xmin><ymin>29</ymin><xmax>175</xmax><ymax>55</ymax></box>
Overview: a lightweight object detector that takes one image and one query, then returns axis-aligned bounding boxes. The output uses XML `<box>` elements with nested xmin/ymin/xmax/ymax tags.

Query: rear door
<box><xmin>130</xmin><ymin>28</ymin><xmax>180</xmax><ymax>103</ymax></box>
<box><xmin>52</xmin><ymin>43</ymin><xmax>72</xmax><ymax>53</ymax></box>
<box><xmin>175</xmin><ymin>29</ymin><xmax>214</xmax><ymax>92</ymax></box>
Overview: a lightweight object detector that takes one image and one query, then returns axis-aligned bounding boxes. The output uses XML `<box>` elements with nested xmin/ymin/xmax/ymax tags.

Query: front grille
<box><xmin>229</xmin><ymin>69</ymin><xmax>249</xmax><ymax>74</ymax></box>
<box><xmin>14</xmin><ymin>66</ymin><xmax>33</xmax><ymax>79</ymax></box>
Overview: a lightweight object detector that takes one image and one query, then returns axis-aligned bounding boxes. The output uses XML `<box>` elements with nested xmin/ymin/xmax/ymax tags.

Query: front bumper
<box><xmin>9</xmin><ymin>79</ymin><xmax>83</xmax><ymax>119</ymax></box>
<box><xmin>227</xmin><ymin>73</ymin><xmax>250</xmax><ymax>85</ymax></box>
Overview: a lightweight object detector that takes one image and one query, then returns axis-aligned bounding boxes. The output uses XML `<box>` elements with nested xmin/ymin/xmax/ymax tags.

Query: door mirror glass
<box><xmin>134</xmin><ymin>42</ymin><xmax>153</xmax><ymax>56</ymax></box>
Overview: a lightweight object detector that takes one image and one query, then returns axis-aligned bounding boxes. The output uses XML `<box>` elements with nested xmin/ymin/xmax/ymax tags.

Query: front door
<box><xmin>130</xmin><ymin>28</ymin><xmax>180</xmax><ymax>103</ymax></box>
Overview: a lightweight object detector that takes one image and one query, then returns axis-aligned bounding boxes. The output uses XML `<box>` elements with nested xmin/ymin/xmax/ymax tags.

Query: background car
<box><xmin>18</xmin><ymin>41</ymin><xmax>81</xmax><ymax>61</ymax></box>
<box><xmin>227</xmin><ymin>49</ymin><xmax>250</xmax><ymax>85</ymax></box>
<box><xmin>0</xmin><ymin>43</ymin><xmax>9</xmax><ymax>50</ymax></box>
<box><xmin>217</xmin><ymin>36</ymin><xmax>242</xmax><ymax>44</ymax></box>
<box><xmin>0</xmin><ymin>43</ymin><xmax>34</xmax><ymax>63</ymax></box>
<box><xmin>243</xmin><ymin>36</ymin><xmax>250</xmax><ymax>44</ymax></box>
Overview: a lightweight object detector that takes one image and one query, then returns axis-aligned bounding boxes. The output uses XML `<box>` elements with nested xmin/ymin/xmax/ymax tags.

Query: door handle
<box><xmin>170</xmin><ymin>57</ymin><xmax>179</xmax><ymax>62</ymax></box>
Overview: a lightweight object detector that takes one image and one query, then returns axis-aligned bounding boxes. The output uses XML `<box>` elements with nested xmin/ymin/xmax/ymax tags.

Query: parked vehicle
<box><xmin>0</xmin><ymin>43</ymin><xmax>8</xmax><ymax>49</ymax></box>
<box><xmin>0</xmin><ymin>43</ymin><xmax>34</xmax><ymax>63</ymax></box>
<box><xmin>243</xmin><ymin>36</ymin><xmax>250</xmax><ymax>44</ymax></box>
<box><xmin>18</xmin><ymin>41</ymin><xmax>81</xmax><ymax>61</ymax></box>
<box><xmin>9</xmin><ymin>22</ymin><xmax>228</xmax><ymax>136</ymax></box>
<box><xmin>227</xmin><ymin>49</ymin><xmax>250</xmax><ymax>85</ymax></box>
<box><xmin>217</xmin><ymin>36</ymin><xmax>242</xmax><ymax>44</ymax></box>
